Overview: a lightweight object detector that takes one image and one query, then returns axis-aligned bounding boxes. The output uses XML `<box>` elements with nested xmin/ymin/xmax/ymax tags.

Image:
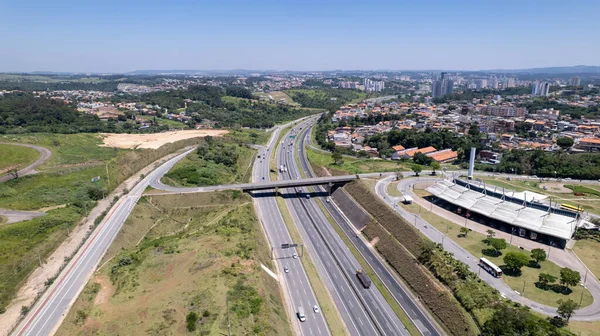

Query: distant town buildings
<box><xmin>363</xmin><ymin>78</ymin><xmax>385</xmax><ymax>92</ymax></box>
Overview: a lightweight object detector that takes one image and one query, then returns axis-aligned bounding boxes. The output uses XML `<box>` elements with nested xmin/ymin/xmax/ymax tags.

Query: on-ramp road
<box><xmin>12</xmin><ymin>148</ymin><xmax>194</xmax><ymax>336</ymax></box>
<box><xmin>0</xmin><ymin>143</ymin><xmax>52</xmax><ymax>182</ymax></box>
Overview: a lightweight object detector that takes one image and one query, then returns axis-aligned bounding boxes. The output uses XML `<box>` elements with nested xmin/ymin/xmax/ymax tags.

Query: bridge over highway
<box><xmin>149</xmin><ymin>174</ymin><xmax>365</xmax><ymax>194</ymax></box>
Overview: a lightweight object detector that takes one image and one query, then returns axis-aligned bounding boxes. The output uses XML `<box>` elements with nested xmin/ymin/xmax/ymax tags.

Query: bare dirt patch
<box><xmin>99</xmin><ymin>130</ymin><xmax>228</xmax><ymax>149</ymax></box>
<box><xmin>539</xmin><ymin>182</ymin><xmax>572</xmax><ymax>193</ymax></box>
<box><xmin>93</xmin><ymin>275</ymin><xmax>114</xmax><ymax>306</ymax></box>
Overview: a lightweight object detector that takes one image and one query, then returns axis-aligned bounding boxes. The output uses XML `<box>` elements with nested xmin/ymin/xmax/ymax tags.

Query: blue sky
<box><xmin>1</xmin><ymin>0</ymin><xmax>599</xmax><ymax>73</ymax></box>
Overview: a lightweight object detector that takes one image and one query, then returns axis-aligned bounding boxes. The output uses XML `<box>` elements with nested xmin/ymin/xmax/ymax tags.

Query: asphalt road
<box><xmin>300</xmin><ymin>127</ymin><xmax>442</xmax><ymax>336</ymax></box>
<box><xmin>11</xmin><ymin>148</ymin><xmax>195</xmax><ymax>336</ymax></box>
<box><xmin>377</xmin><ymin>176</ymin><xmax>600</xmax><ymax>321</ymax></box>
<box><xmin>250</xmin><ymin>122</ymin><xmax>330</xmax><ymax>336</ymax></box>
<box><xmin>280</xmin><ymin>122</ymin><xmax>410</xmax><ymax>336</ymax></box>
<box><xmin>0</xmin><ymin>143</ymin><xmax>52</xmax><ymax>182</ymax></box>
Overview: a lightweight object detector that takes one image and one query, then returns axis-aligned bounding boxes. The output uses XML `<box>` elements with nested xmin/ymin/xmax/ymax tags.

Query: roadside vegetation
<box><xmin>306</xmin><ymin>146</ymin><xmax>409</xmax><ymax>175</ymax></box>
<box><xmin>163</xmin><ymin>136</ymin><xmax>255</xmax><ymax>187</ymax></box>
<box><xmin>284</xmin><ymin>88</ymin><xmax>368</xmax><ymax>113</ymax></box>
<box><xmin>0</xmin><ymin>144</ymin><xmax>39</xmax><ymax>174</ymax></box>
<box><xmin>58</xmin><ymin>191</ymin><xmax>291</xmax><ymax>335</ymax></box>
<box><xmin>344</xmin><ymin>180</ymin><xmax>576</xmax><ymax>336</ymax></box>
<box><xmin>0</xmin><ymin>133</ymin><xmax>213</xmax><ymax>313</ymax></box>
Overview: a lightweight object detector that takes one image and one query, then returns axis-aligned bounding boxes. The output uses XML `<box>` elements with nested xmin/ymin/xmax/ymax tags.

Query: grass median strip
<box><xmin>313</xmin><ymin>197</ymin><xmax>421</xmax><ymax>336</ymax></box>
<box><xmin>275</xmin><ymin>196</ymin><xmax>347</xmax><ymax>336</ymax></box>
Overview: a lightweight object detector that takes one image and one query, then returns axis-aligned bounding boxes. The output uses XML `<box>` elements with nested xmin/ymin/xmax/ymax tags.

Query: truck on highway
<box><xmin>297</xmin><ymin>306</ymin><xmax>306</xmax><ymax>322</ymax></box>
<box><xmin>356</xmin><ymin>269</ymin><xmax>371</xmax><ymax>288</ymax></box>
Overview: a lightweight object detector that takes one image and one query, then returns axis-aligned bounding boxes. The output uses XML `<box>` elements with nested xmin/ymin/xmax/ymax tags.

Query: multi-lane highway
<box><xmin>299</xmin><ymin>126</ymin><xmax>442</xmax><ymax>336</ymax></box>
<box><xmin>250</xmin><ymin>122</ymin><xmax>330</xmax><ymax>335</ymax></box>
<box><xmin>279</xmin><ymin>122</ymin><xmax>410</xmax><ymax>336</ymax></box>
<box><xmin>12</xmin><ymin>148</ymin><xmax>195</xmax><ymax>336</ymax></box>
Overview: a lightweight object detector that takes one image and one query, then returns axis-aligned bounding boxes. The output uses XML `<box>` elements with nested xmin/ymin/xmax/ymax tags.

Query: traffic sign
<box><xmin>281</xmin><ymin>243</ymin><xmax>290</xmax><ymax>249</ymax></box>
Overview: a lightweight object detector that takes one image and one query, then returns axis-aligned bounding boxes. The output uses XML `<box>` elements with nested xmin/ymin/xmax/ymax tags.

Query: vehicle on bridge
<box><xmin>356</xmin><ymin>269</ymin><xmax>372</xmax><ymax>288</ymax></box>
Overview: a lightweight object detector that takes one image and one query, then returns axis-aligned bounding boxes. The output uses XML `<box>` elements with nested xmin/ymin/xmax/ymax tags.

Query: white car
<box><xmin>313</xmin><ymin>305</ymin><xmax>320</xmax><ymax>313</ymax></box>
<box><xmin>326</xmin><ymin>198</ymin><xmax>330</xmax><ymax>203</ymax></box>
<box><xmin>284</xmin><ymin>267</ymin><xmax>289</xmax><ymax>273</ymax></box>
<box><xmin>292</xmin><ymin>252</ymin><xmax>298</xmax><ymax>259</ymax></box>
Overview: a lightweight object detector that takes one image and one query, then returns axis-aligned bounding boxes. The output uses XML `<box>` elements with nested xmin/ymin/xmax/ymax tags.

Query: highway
<box><xmin>250</xmin><ymin>122</ymin><xmax>330</xmax><ymax>335</ymax></box>
<box><xmin>12</xmin><ymin>148</ymin><xmax>195</xmax><ymax>336</ymax></box>
<box><xmin>298</xmin><ymin>126</ymin><xmax>442</xmax><ymax>336</ymax></box>
<box><xmin>279</xmin><ymin>122</ymin><xmax>410</xmax><ymax>336</ymax></box>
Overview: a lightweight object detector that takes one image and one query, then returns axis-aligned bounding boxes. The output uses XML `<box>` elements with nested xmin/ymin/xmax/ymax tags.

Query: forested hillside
<box><xmin>0</xmin><ymin>93</ymin><xmax>107</xmax><ymax>133</ymax></box>
<box><xmin>141</xmin><ymin>85</ymin><xmax>319</xmax><ymax>128</ymax></box>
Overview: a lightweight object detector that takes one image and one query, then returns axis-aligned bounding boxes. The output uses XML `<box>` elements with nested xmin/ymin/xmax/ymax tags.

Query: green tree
<box><xmin>556</xmin><ymin>137</ymin><xmax>574</xmax><ymax>149</ymax></box>
<box><xmin>332</xmin><ymin>151</ymin><xmax>343</xmax><ymax>165</ymax></box>
<box><xmin>487</xmin><ymin>238</ymin><xmax>507</xmax><ymax>256</ymax></box>
<box><xmin>503</xmin><ymin>252</ymin><xmax>529</xmax><ymax>274</ymax></box>
<box><xmin>486</xmin><ymin>229</ymin><xmax>495</xmax><ymax>239</ymax></box>
<box><xmin>411</xmin><ymin>164</ymin><xmax>423</xmax><ymax>176</ymax></box>
<box><xmin>559</xmin><ymin>268</ymin><xmax>581</xmax><ymax>292</ymax></box>
<box><xmin>537</xmin><ymin>273</ymin><xmax>557</xmax><ymax>289</ymax></box>
<box><xmin>557</xmin><ymin>299</ymin><xmax>579</xmax><ymax>323</ymax></box>
<box><xmin>430</xmin><ymin>161</ymin><xmax>441</xmax><ymax>174</ymax></box>
<box><xmin>530</xmin><ymin>248</ymin><xmax>547</xmax><ymax>267</ymax></box>
<box><xmin>459</xmin><ymin>227</ymin><xmax>469</xmax><ymax>237</ymax></box>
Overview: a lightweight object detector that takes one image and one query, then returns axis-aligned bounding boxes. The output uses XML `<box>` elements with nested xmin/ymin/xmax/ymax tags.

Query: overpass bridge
<box><xmin>149</xmin><ymin>174</ymin><xmax>364</xmax><ymax>194</ymax></box>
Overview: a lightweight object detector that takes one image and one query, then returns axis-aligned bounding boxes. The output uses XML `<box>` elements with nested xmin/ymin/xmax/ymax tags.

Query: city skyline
<box><xmin>1</xmin><ymin>0</ymin><xmax>600</xmax><ymax>73</ymax></box>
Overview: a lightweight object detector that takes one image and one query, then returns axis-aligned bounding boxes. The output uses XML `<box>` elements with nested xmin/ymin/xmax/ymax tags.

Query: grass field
<box><xmin>58</xmin><ymin>191</ymin><xmax>292</xmax><ymax>335</ymax></box>
<box><xmin>0</xmin><ymin>133</ymin><xmax>210</xmax><ymax>313</ymax></box>
<box><xmin>0</xmin><ymin>143</ymin><xmax>39</xmax><ymax>174</ymax></box>
<box><xmin>386</xmin><ymin>181</ymin><xmax>403</xmax><ymax>197</ymax></box>
<box><xmin>254</xmin><ymin>91</ymin><xmax>298</xmax><ymax>105</ymax></box>
<box><xmin>306</xmin><ymin>146</ymin><xmax>409</xmax><ymax>175</ymax></box>
<box><xmin>400</xmin><ymin>202</ymin><xmax>593</xmax><ymax>308</ymax></box>
<box><xmin>162</xmin><ymin>139</ymin><xmax>256</xmax><ymax>187</ymax></box>
<box><xmin>572</xmin><ymin>239</ymin><xmax>600</xmax><ymax>282</ymax></box>
<box><xmin>0</xmin><ymin>205</ymin><xmax>87</xmax><ymax>312</ymax></box>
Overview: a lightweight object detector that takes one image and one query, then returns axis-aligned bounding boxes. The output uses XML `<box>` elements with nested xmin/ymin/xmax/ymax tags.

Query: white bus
<box><xmin>479</xmin><ymin>257</ymin><xmax>502</xmax><ymax>278</ymax></box>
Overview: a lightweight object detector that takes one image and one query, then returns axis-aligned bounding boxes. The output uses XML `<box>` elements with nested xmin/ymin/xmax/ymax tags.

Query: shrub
<box><xmin>186</xmin><ymin>311</ymin><xmax>198</xmax><ymax>332</ymax></box>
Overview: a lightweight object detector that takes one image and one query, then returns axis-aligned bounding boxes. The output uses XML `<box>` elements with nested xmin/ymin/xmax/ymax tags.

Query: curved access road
<box><xmin>376</xmin><ymin>176</ymin><xmax>600</xmax><ymax>321</ymax></box>
<box><xmin>0</xmin><ymin>143</ymin><xmax>52</xmax><ymax>182</ymax></box>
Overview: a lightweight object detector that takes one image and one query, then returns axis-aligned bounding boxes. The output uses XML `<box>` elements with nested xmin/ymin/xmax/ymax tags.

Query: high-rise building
<box><xmin>506</xmin><ymin>78</ymin><xmax>516</xmax><ymax>88</ymax></box>
<box><xmin>431</xmin><ymin>72</ymin><xmax>453</xmax><ymax>98</ymax></box>
<box><xmin>363</xmin><ymin>78</ymin><xmax>385</xmax><ymax>92</ymax></box>
<box><xmin>488</xmin><ymin>78</ymin><xmax>499</xmax><ymax>89</ymax></box>
<box><xmin>569</xmin><ymin>76</ymin><xmax>581</xmax><ymax>87</ymax></box>
<box><xmin>532</xmin><ymin>82</ymin><xmax>551</xmax><ymax>96</ymax></box>
<box><xmin>443</xmin><ymin>79</ymin><xmax>454</xmax><ymax>95</ymax></box>
<box><xmin>475</xmin><ymin>79</ymin><xmax>487</xmax><ymax>89</ymax></box>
